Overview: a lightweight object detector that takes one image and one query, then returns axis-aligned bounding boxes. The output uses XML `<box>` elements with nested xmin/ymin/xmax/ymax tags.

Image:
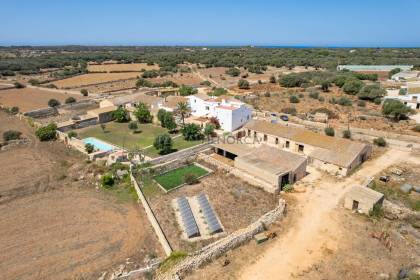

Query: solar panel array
<box><xmin>197</xmin><ymin>193</ymin><xmax>223</xmax><ymax>234</ymax></box>
<box><xmin>177</xmin><ymin>197</ymin><xmax>200</xmax><ymax>238</ymax></box>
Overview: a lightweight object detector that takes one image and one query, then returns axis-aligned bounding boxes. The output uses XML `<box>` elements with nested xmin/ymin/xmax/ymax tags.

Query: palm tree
<box><xmin>176</xmin><ymin>101</ymin><xmax>190</xmax><ymax>126</ymax></box>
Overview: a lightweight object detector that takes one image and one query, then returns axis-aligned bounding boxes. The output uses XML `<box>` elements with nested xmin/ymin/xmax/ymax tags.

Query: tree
<box><xmin>179</xmin><ymin>85</ymin><xmax>197</xmax><ymax>96</ymax></box>
<box><xmin>269</xmin><ymin>75</ymin><xmax>276</xmax><ymax>83</ymax></box>
<box><xmin>175</xmin><ymin>101</ymin><xmax>190</xmax><ymax>126</ymax></box>
<box><xmin>333</xmin><ymin>75</ymin><xmax>348</xmax><ymax>88</ymax></box>
<box><xmin>85</xmin><ymin>143</ymin><xmax>95</xmax><ymax>154</ymax></box>
<box><xmin>342</xmin><ymin>79</ymin><xmax>364</xmax><ymax>95</ymax></box>
<box><xmin>101</xmin><ymin>173</ymin><xmax>115</xmax><ymax>188</ymax></box>
<box><xmin>35</xmin><ymin>123</ymin><xmax>57</xmax><ymax>141</ymax></box>
<box><xmin>237</xmin><ymin>79</ymin><xmax>250</xmax><ymax>89</ymax></box>
<box><xmin>157</xmin><ymin>109</ymin><xmax>167</xmax><ymax>126</ymax></box>
<box><xmin>153</xmin><ymin>134</ymin><xmax>173</xmax><ymax>155</ymax></box>
<box><xmin>358</xmin><ymin>84</ymin><xmax>386</xmax><ymax>101</ymax></box>
<box><xmin>134</xmin><ymin>103</ymin><xmax>153</xmax><ymax>123</ymax></box>
<box><xmin>324</xmin><ymin>127</ymin><xmax>335</xmax><ymax>136</ymax></box>
<box><xmin>203</xmin><ymin>124</ymin><xmax>215</xmax><ymax>140</ymax></box>
<box><xmin>225</xmin><ymin>67</ymin><xmax>241</xmax><ymax>77</ymax></box>
<box><xmin>136</xmin><ymin>78</ymin><xmax>152</xmax><ymax>88</ymax></box>
<box><xmin>65</xmin><ymin>97</ymin><xmax>76</xmax><ymax>104</ymax></box>
<box><xmin>289</xmin><ymin>95</ymin><xmax>300</xmax><ymax>103</ymax></box>
<box><xmin>279</xmin><ymin>74</ymin><xmax>306</xmax><ymax>87</ymax></box>
<box><xmin>388</xmin><ymin>68</ymin><xmax>401</xmax><ymax>79</ymax></box>
<box><xmin>113</xmin><ymin>107</ymin><xmax>130</xmax><ymax>122</ymax></box>
<box><xmin>200</xmin><ymin>80</ymin><xmax>211</xmax><ymax>86</ymax></box>
<box><xmin>80</xmin><ymin>89</ymin><xmax>88</xmax><ymax>96</ymax></box>
<box><xmin>10</xmin><ymin>106</ymin><xmax>19</xmax><ymax>114</ymax></box>
<box><xmin>163</xmin><ymin>112</ymin><xmax>177</xmax><ymax>132</ymax></box>
<box><xmin>382</xmin><ymin>99</ymin><xmax>412</xmax><ymax>121</ymax></box>
<box><xmin>181</xmin><ymin>123</ymin><xmax>203</xmax><ymax>141</ymax></box>
<box><xmin>28</xmin><ymin>78</ymin><xmax>40</xmax><ymax>86</ymax></box>
<box><xmin>373</xmin><ymin>137</ymin><xmax>386</xmax><ymax>147</ymax></box>
<box><xmin>48</xmin><ymin>99</ymin><xmax>60</xmax><ymax>107</ymax></box>
<box><xmin>67</xmin><ymin>131</ymin><xmax>77</xmax><ymax>138</ymax></box>
<box><xmin>209</xmin><ymin>87</ymin><xmax>227</xmax><ymax>96</ymax></box>
<box><xmin>321</xmin><ymin>81</ymin><xmax>330</xmax><ymax>92</ymax></box>
<box><xmin>3</xmin><ymin>130</ymin><xmax>21</xmax><ymax>141</ymax></box>
<box><xmin>128</xmin><ymin>121</ymin><xmax>138</xmax><ymax>130</ymax></box>
<box><xmin>208</xmin><ymin>117</ymin><xmax>220</xmax><ymax>129</ymax></box>
<box><xmin>342</xmin><ymin>130</ymin><xmax>351</xmax><ymax>139</ymax></box>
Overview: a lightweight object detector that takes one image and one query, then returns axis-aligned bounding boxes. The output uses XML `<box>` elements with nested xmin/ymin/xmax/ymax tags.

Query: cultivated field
<box><xmin>88</xmin><ymin>63</ymin><xmax>159</xmax><ymax>73</ymax></box>
<box><xmin>74</xmin><ymin>78</ymin><xmax>138</xmax><ymax>94</ymax></box>
<box><xmin>51</xmin><ymin>72</ymin><xmax>140</xmax><ymax>89</ymax></box>
<box><xmin>0</xmin><ymin>87</ymin><xmax>84</xmax><ymax>112</ymax></box>
<box><xmin>148</xmin><ymin>73</ymin><xmax>204</xmax><ymax>87</ymax></box>
<box><xmin>0</xmin><ymin>112</ymin><xmax>163</xmax><ymax>279</ymax></box>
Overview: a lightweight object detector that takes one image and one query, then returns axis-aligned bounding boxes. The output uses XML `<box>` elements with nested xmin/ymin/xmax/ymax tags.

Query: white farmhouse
<box><xmin>187</xmin><ymin>93</ymin><xmax>252</xmax><ymax>132</ymax></box>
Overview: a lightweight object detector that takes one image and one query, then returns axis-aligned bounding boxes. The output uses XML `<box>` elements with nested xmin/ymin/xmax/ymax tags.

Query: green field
<box><xmin>77</xmin><ymin>122</ymin><xmax>202</xmax><ymax>157</ymax></box>
<box><xmin>153</xmin><ymin>164</ymin><xmax>209</xmax><ymax>191</ymax></box>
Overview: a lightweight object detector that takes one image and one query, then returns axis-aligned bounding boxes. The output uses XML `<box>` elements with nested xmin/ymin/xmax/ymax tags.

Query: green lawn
<box><xmin>77</xmin><ymin>122</ymin><xmax>202</xmax><ymax>156</ymax></box>
<box><xmin>153</xmin><ymin>164</ymin><xmax>209</xmax><ymax>191</ymax></box>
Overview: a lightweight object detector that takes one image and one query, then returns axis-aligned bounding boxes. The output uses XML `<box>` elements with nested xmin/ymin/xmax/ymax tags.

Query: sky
<box><xmin>1</xmin><ymin>0</ymin><xmax>420</xmax><ymax>47</ymax></box>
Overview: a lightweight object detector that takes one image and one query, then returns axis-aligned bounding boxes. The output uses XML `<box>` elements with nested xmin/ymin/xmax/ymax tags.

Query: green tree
<box><xmin>3</xmin><ymin>130</ymin><xmax>21</xmax><ymax>141</ymax></box>
<box><xmin>324</xmin><ymin>127</ymin><xmax>335</xmax><ymax>136</ymax></box>
<box><xmin>85</xmin><ymin>143</ymin><xmax>95</xmax><ymax>154</ymax></box>
<box><xmin>136</xmin><ymin>78</ymin><xmax>152</xmax><ymax>88</ymax></box>
<box><xmin>279</xmin><ymin>74</ymin><xmax>306</xmax><ymax>87</ymax></box>
<box><xmin>153</xmin><ymin>133</ymin><xmax>173</xmax><ymax>155</ymax></box>
<box><xmin>28</xmin><ymin>78</ymin><xmax>40</xmax><ymax>86</ymax></box>
<box><xmin>225</xmin><ymin>67</ymin><xmax>241</xmax><ymax>77</ymax></box>
<box><xmin>67</xmin><ymin>131</ymin><xmax>77</xmax><ymax>138</ymax></box>
<box><xmin>237</xmin><ymin>79</ymin><xmax>250</xmax><ymax>89</ymax></box>
<box><xmin>101</xmin><ymin>173</ymin><xmax>115</xmax><ymax>188</ymax></box>
<box><xmin>113</xmin><ymin>107</ymin><xmax>130</xmax><ymax>122</ymax></box>
<box><xmin>65</xmin><ymin>97</ymin><xmax>76</xmax><ymax>104</ymax></box>
<box><xmin>35</xmin><ymin>123</ymin><xmax>57</xmax><ymax>141</ymax></box>
<box><xmin>134</xmin><ymin>103</ymin><xmax>153</xmax><ymax>123</ymax></box>
<box><xmin>342</xmin><ymin>79</ymin><xmax>364</xmax><ymax>95</ymax></box>
<box><xmin>342</xmin><ymin>130</ymin><xmax>351</xmax><ymax>139</ymax></box>
<box><xmin>157</xmin><ymin>109</ymin><xmax>167</xmax><ymax>126</ymax></box>
<box><xmin>48</xmin><ymin>99</ymin><xmax>60</xmax><ymax>107</ymax></box>
<box><xmin>175</xmin><ymin>101</ymin><xmax>190</xmax><ymax>126</ymax></box>
<box><xmin>321</xmin><ymin>81</ymin><xmax>330</xmax><ymax>92</ymax></box>
<box><xmin>200</xmin><ymin>80</ymin><xmax>211</xmax><ymax>86</ymax></box>
<box><xmin>269</xmin><ymin>75</ymin><xmax>276</xmax><ymax>83</ymax></box>
<box><xmin>128</xmin><ymin>121</ymin><xmax>138</xmax><ymax>130</ymax></box>
<box><xmin>358</xmin><ymin>84</ymin><xmax>386</xmax><ymax>101</ymax></box>
<box><xmin>14</xmin><ymin>82</ymin><xmax>25</xmax><ymax>88</ymax></box>
<box><xmin>203</xmin><ymin>123</ymin><xmax>215</xmax><ymax>140</ymax></box>
<box><xmin>373</xmin><ymin>137</ymin><xmax>386</xmax><ymax>147</ymax></box>
<box><xmin>80</xmin><ymin>89</ymin><xmax>88</xmax><ymax>96</ymax></box>
<box><xmin>209</xmin><ymin>87</ymin><xmax>227</xmax><ymax>96</ymax></box>
<box><xmin>163</xmin><ymin>112</ymin><xmax>177</xmax><ymax>132</ymax></box>
<box><xmin>289</xmin><ymin>95</ymin><xmax>300</xmax><ymax>103</ymax></box>
<box><xmin>10</xmin><ymin>106</ymin><xmax>19</xmax><ymax>114</ymax></box>
<box><xmin>388</xmin><ymin>68</ymin><xmax>401</xmax><ymax>79</ymax></box>
<box><xmin>382</xmin><ymin>99</ymin><xmax>412</xmax><ymax>121</ymax></box>
<box><xmin>181</xmin><ymin>123</ymin><xmax>202</xmax><ymax>141</ymax></box>
<box><xmin>179</xmin><ymin>85</ymin><xmax>197</xmax><ymax>96</ymax></box>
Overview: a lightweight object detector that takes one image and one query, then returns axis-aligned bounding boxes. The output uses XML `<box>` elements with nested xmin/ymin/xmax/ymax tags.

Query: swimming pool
<box><xmin>82</xmin><ymin>137</ymin><xmax>116</xmax><ymax>152</ymax></box>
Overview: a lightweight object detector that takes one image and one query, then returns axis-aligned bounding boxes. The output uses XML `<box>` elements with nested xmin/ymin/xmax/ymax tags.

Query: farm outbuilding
<box><xmin>344</xmin><ymin>186</ymin><xmax>384</xmax><ymax>214</ymax></box>
<box><xmin>87</xmin><ymin>106</ymin><xmax>117</xmax><ymax>123</ymax></box>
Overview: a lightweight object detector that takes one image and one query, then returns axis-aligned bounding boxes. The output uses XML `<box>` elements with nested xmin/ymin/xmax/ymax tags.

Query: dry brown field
<box><xmin>51</xmin><ymin>72</ymin><xmax>140</xmax><ymax>89</ymax></box>
<box><xmin>148</xmin><ymin>73</ymin><xmax>204</xmax><ymax>86</ymax></box>
<box><xmin>0</xmin><ymin>112</ymin><xmax>163</xmax><ymax>280</ymax></box>
<box><xmin>87</xmin><ymin>63</ymin><xmax>159</xmax><ymax>73</ymax></box>
<box><xmin>0</xmin><ymin>88</ymin><xmax>84</xmax><ymax>112</ymax></box>
<box><xmin>74</xmin><ymin>79</ymin><xmax>138</xmax><ymax>94</ymax></box>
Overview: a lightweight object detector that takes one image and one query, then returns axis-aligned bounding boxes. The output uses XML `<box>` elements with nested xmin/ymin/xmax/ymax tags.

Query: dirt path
<box><xmin>239</xmin><ymin>149</ymin><xmax>410</xmax><ymax>280</ymax></box>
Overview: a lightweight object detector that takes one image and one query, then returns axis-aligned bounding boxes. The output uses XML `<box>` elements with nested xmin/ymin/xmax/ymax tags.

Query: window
<box><xmin>247</xmin><ymin>115</ymin><xmax>250</xmax><ymax>120</ymax></box>
<box><xmin>275</xmin><ymin>138</ymin><xmax>279</xmax><ymax>144</ymax></box>
<box><xmin>254</xmin><ymin>131</ymin><xmax>257</xmax><ymax>138</ymax></box>
<box><xmin>298</xmin><ymin>144</ymin><xmax>304</xmax><ymax>152</ymax></box>
<box><xmin>247</xmin><ymin>129</ymin><xmax>251</xmax><ymax>136</ymax></box>
<box><xmin>205</xmin><ymin>106</ymin><xmax>210</xmax><ymax>110</ymax></box>
<box><xmin>285</xmin><ymin>141</ymin><xmax>290</xmax><ymax>148</ymax></box>
<box><xmin>264</xmin><ymin>134</ymin><xmax>267</xmax><ymax>141</ymax></box>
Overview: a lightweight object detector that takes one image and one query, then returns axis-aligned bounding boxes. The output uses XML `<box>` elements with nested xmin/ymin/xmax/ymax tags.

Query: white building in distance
<box><xmin>187</xmin><ymin>93</ymin><xmax>252</xmax><ymax>132</ymax></box>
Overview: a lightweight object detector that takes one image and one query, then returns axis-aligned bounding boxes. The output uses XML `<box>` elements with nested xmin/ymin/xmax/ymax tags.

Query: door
<box><xmin>352</xmin><ymin>200</ymin><xmax>359</xmax><ymax>210</ymax></box>
<box><xmin>280</xmin><ymin>173</ymin><xmax>290</xmax><ymax>190</ymax></box>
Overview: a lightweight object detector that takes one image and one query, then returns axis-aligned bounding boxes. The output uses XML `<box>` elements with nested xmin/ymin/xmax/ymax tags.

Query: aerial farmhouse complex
<box><xmin>187</xmin><ymin>93</ymin><xmax>252</xmax><ymax>132</ymax></box>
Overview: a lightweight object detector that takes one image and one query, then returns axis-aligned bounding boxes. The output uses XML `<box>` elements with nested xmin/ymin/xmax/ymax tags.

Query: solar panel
<box><xmin>177</xmin><ymin>197</ymin><xmax>200</xmax><ymax>238</ymax></box>
<box><xmin>196</xmin><ymin>193</ymin><xmax>223</xmax><ymax>234</ymax></box>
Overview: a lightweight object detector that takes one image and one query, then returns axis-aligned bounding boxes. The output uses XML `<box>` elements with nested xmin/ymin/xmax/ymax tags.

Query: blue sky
<box><xmin>2</xmin><ymin>0</ymin><xmax>420</xmax><ymax>46</ymax></box>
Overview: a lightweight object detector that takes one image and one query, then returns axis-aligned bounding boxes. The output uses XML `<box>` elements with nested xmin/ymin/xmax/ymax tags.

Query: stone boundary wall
<box><xmin>157</xmin><ymin>199</ymin><xmax>287</xmax><ymax>280</ymax></box>
<box><xmin>130</xmin><ymin>172</ymin><xmax>173</xmax><ymax>257</ymax></box>
<box><xmin>198</xmin><ymin>153</ymin><xmax>278</xmax><ymax>193</ymax></box>
<box><xmin>24</xmin><ymin>107</ymin><xmax>58</xmax><ymax>118</ymax></box>
<box><xmin>147</xmin><ymin>143</ymin><xmax>211</xmax><ymax>166</ymax></box>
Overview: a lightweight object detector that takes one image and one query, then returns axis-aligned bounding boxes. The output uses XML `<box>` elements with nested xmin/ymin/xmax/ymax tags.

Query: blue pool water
<box><xmin>83</xmin><ymin>137</ymin><xmax>116</xmax><ymax>152</ymax></box>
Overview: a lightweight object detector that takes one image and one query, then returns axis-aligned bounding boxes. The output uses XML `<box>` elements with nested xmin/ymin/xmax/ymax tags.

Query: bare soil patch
<box><xmin>51</xmin><ymin>73</ymin><xmax>140</xmax><ymax>89</ymax></box>
<box><xmin>0</xmin><ymin>88</ymin><xmax>83</xmax><ymax>112</ymax></box>
<box><xmin>148</xmin><ymin>73</ymin><xmax>203</xmax><ymax>87</ymax></box>
<box><xmin>88</xmin><ymin>63</ymin><xmax>159</xmax><ymax>73</ymax></box>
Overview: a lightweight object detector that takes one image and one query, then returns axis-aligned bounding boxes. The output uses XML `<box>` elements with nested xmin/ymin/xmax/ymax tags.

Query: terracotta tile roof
<box><xmin>244</xmin><ymin>120</ymin><xmax>369</xmax><ymax>168</ymax></box>
<box><xmin>216</xmin><ymin>105</ymin><xmax>237</xmax><ymax>110</ymax></box>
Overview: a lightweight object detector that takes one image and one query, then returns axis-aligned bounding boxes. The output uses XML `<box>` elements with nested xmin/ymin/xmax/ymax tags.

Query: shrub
<box><xmin>10</xmin><ymin>106</ymin><xmax>19</xmax><ymax>114</ymax></box>
<box><xmin>358</xmin><ymin>84</ymin><xmax>386</xmax><ymax>101</ymax></box>
<box><xmin>342</xmin><ymin>79</ymin><xmax>363</xmax><ymax>95</ymax></box>
<box><xmin>67</xmin><ymin>131</ymin><xmax>77</xmax><ymax>138</ymax></box>
<box><xmin>48</xmin><ymin>98</ymin><xmax>60</xmax><ymax>107</ymax></box>
<box><xmin>179</xmin><ymin>85</ymin><xmax>197</xmax><ymax>96</ymax></box>
<box><xmin>153</xmin><ymin>133</ymin><xmax>173</xmax><ymax>155</ymax></box>
<box><xmin>289</xmin><ymin>95</ymin><xmax>300</xmax><ymax>103</ymax></box>
<box><xmin>113</xmin><ymin>107</ymin><xmax>130</xmax><ymax>123</ymax></box>
<box><xmin>382</xmin><ymin>99</ymin><xmax>412</xmax><ymax>121</ymax></box>
<box><xmin>237</xmin><ymin>79</ymin><xmax>250</xmax><ymax>89</ymax></box>
<box><xmin>413</xmin><ymin>124</ymin><xmax>420</xmax><ymax>132</ymax></box>
<box><xmin>369</xmin><ymin>204</ymin><xmax>384</xmax><ymax>219</ymax></box>
<box><xmin>264</xmin><ymin>92</ymin><xmax>271</xmax><ymax>97</ymax></box>
<box><xmin>283</xmin><ymin>184</ymin><xmax>294</xmax><ymax>193</ymax></box>
<box><xmin>279</xmin><ymin>73</ymin><xmax>307</xmax><ymax>87</ymax></box>
<box><xmin>337</xmin><ymin>97</ymin><xmax>352</xmax><ymax>106</ymax></box>
<box><xmin>281</xmin><ymin>107</ymin><xmax>297</xmax><ymax>115</ymax></box>
<box><xmin>200</xmin><ymin>80</ymin><xmax>211</xmax><ymax>86</ymax></box>
<box><xmin>269</xmin><ymin>75</ymin><xmax>276</xmax><ymax>83</ymax></box>
<box><xmin>357</xmin><ymin>100</ymin><xmax>366</xmax><ymax>107</ymax></box>
<box><xmin>181</xmin><ymin>123</ymin><xmax>203</xmax><ymax>141</ymax></box>
<box><xmin>318</xmin><ymin>96</ymin><xmax>325</xmax><ymax>102</ymax></box>
<box><xmin>388</xmin><ymin>67</ymin><xmax>401</xmax><ymax>79</ymax></box>
<box><xmin>203</xmin><ymin>123</ymin><xmax>215</xmax><ymax>139</ymax></box>
<box><xmin>374</xmin><ymin>98</ymin><xmax>382</xmax><ymax>105</ymax></box>
<box><xmin>101</xmin><ymin>173</ymin><xmax>115</xmax><ymax>188</ymax></box>
<box><xmin>399</xmin><ymin>88</ymin><xmax>407</xmax><ymax>95</ymax></box>
<box><xmin>184</xmin><ymin>173</ymin><xmax>199</xmax><ymax>185</ymax></box>
<box><xmin>14</xmin><ymin>82</ymin><xmax>25</xmax><ymax>88</ymax></box>
<box><xmin>85</xmin><ymin>143</ymin><xmax>95</xmax><ymax>154</ymax></box>
<box><xmin>128</xmin><ymin>121</ymin><xmax>138</xmax><ymax>130</ymax></box>
<box><xmin>309</xmin><ymin>91</ymin><xmax>319</xmax><ymax>99</ymax></box>
<box><xmin>333</xmin><ymin>75</ymin><xmax>347</xmax><ymax>87</ymax></box>
<box><xmin>324</xmin><ymin>127</ymin><xmax>335</xmax><ymax>136</ymax></box>
<box><xmin>225</xmin><ymin>67</ymin><xmax>241</xmax><ymax>77</ymax></box>
<box><xmin>209</xmin><ymin>87</ymin><xmax>227</xmax><ymax>96</ymax></box>
<box><xmin>373</xmin><ymin>137</ymin><xmax>386</xmax><ymax>147</ymax></box>
<box><xmin>28</xmin><ymin>78</ymin><xmax>40</xmax><ymax>86</ymax></box>
<box><xmin>3</xmin><ymin>130</ymin><xmax>21</xmax><ymax>141</ymax></box>
<box><xmin>134</xmin><ymin>103</ymin><xmax>153</xmax><ymax>123</ymax></box>
<box><xmin>80</xmin><ymin>89</ymin><xmax>88</xmax><ymax>96</ymax></box>
<box><xmin>208</xmin><ymin>117</ymin><xmax>220</xmax><ymax>129</ymax></box>
<box><xmin>321</xmin><ymin>81</ymin><xmax>330</xmax><ymax>92</ymax></box>
<box><xmin>35</xmin><ymin>123</ymin><xmax>57</xmax><ymax>141</ymax></box>
<box><xmin>342</xmin><ymin>130</ymin><xmax>351</xmax><ymax>139</ymax></box>
<box><xmin>65</xmin><ymin>97</ymin><xmax>76</xmax><ymax>104</ymax></box>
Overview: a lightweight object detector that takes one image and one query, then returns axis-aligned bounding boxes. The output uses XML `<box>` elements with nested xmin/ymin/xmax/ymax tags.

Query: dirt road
<box><xmin>239</xmin><ymin>149</ymin><xmax>410</xmax><ymax>280</ymax></box>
